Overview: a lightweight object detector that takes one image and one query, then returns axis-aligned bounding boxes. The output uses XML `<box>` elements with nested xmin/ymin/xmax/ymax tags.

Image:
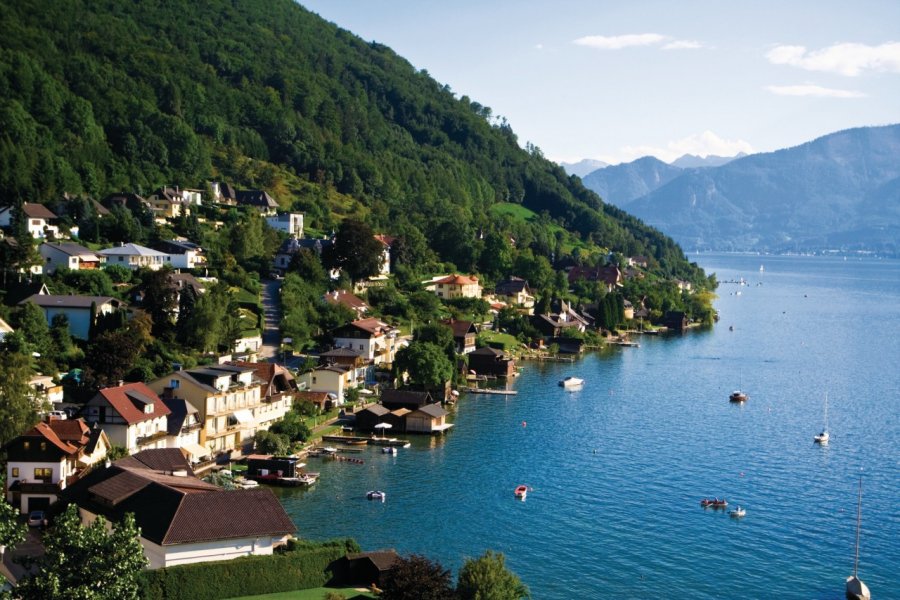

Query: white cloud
<box><xmin>617</xmin><ymin>131</ymin><xmax>754</xmax><ymax>163</ymax></box>
<box><xmin>534</xmin><ymin>43</ymin><xmax>544</xmax><ymax>50</ymax></box>
<box><xmin>662</xmin><ymin>40</ymin><xmax>703</xmax><ymax>50</ymax></box>
<box><xmin>765</xmin><ymin>84</ymin><xmax>866</xmax><ymax>98</ymax></box>
<box><xmin>766</xmin><ymin>42</ymin><xmax>900</xmax><ymax>76</ymax></box>
<box><xmin>573</xmin><ymin>33</ymin><xmax>665</xmax><ymax>50</ymax></box>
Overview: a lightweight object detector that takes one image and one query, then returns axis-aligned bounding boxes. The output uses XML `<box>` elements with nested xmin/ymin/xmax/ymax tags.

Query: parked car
<box><xmin>27</xmin><ymin>510</ymin><xmax>47</xmax><ymax>527</ymax></box>
<box><xmin>48</xmin><ymin>410</ymin><xmax>67</xmax><ymax>420</ymax></box>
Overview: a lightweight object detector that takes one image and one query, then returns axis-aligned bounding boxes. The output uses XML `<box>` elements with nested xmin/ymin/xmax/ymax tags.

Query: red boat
<box><xmin>514</xmin><ymin>485</ymin><xmax>528</xmax><ymax>500</ymax></box>
<box><xmin>700</xmin><ymin>498</ymin><xmax>728</xmax><ymax>508</ymax></box>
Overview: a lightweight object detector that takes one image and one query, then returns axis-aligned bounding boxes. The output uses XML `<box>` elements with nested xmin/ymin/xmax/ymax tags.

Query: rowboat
<box><xmin>514</xmin><ymin>485</ymin><xmax>528</xmax><ymax>500</ymax></box>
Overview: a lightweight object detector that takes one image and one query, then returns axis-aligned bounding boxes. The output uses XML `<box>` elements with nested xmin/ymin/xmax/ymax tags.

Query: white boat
<box><xmin>729</xmin><ymin>506</ymin><xmax>746</xmax><ymax>518</ymax></box>
<box><xmin>382</xmin><ymin>446</ymin><xmax>397</xmax><ymax>455</ymax></box>
<box><xmin>559</xmin><ymin>376</ymin><xmax>584</xmax><ymax>388</ymax></box>
<box><xmin>366</xmin><ymin>490</ymin><xmax>386</xmax><ymax>502</ymax></box>
<box><xmin>846</xmin><ymin>477</ymin><xmax>870</xmax><ymax>600</ymax></box>
<box><xmin>233</xmin><ymin>477</ymin><xmax>259</xmax><ymax>489</ymax></box>
<box><xmin>814</xmin><ymin>393</ymin><xmax>830</xmax><ymax>444</ymax></box>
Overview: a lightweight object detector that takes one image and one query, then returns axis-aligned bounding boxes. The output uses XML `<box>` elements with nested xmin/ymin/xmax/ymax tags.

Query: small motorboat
<box><xmin>729</xmin><ymin>506</ymin><xmax>746</xmax><ymax>518</ymax></box>
<box><xmin>559</xmin><ymin>376</ymin><xmax>584</xmax><ymax>388</ymax></box>
<box><xmin>514</xmin><ymin>485</ymin><xmax>528</xmax><ymax>500</ymax></box>
<box><xmin>382</xmin><ymin>446</ymin><xmax>397</xmax><ymax>454</ymax></box>
<box><xmin>366</xmin><ymin>490</ymin><xmax>386</xmax><ymax>502</ymax></box>
<box><xmin>729</xmin><ymin>390</ymin><xmax>748</xmax><ymax>402</ymax></box>
<box><xmin>233</xmin><ymin>478</ymin><xmax>259</xmax><ymax>489</ymax></box>
<box><xmin>814</xmin><ymin>430</ymin><xmax>830</xmax><ymax>444</ymax></box>
<box><xmin>701</xmin><ymin>498</ymin><xmax>728</xmax><ymax>508</ymax></box>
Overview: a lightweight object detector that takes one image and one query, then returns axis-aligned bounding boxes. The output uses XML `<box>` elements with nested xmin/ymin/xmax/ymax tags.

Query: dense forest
<box><xmin>0</xmin><ymin>0</ymin><xmax>707</xmax><ymax>283</ymax></box>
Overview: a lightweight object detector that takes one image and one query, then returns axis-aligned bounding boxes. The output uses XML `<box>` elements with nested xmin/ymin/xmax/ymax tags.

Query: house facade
<box><xmin>152</xmin><ymin>239</ymin><xmax>206</xmax><ymax>270</ymax></box>
<box><xmin>62</xmin><ymin>450</ymin><xmax>295</xmax><ymax>569</ymax></box>
<box><xmin>147</xmin><ymin>365</ymin><xmax>265</xmax><ymax>456</ymax></box>
<box><xmin>429</xmin><ymin>274</ymin><xmax>482</xmax><ymax>299</ymax></box>
<box><xmin>332</xmin><ymin>317</ymin><xmax>400</xmax><ymax>367</ymax></box>
<box><xmin>39</xmin><ymin>242</ymin><xmax>104</xmax><ymax>273</ymax></box>
<box><xmin>4</xmin><ymin>417</ymin><xmax>110</xmax><ymax>513</ymax></box>
<box><xmin>494</xmin><ymin>277</ymin><xmax>536</xmax><ymax>313</ymax></box>
<box><xmin>20</xmin><ymin>294</ymin><xmax>123</xmax><ymax>340</ymax></box>
<box><xmin>265</xmin><ymin>212</ymin><xmax>304</xmax><ymax>238</ymax></box>
<box><xmin>443</xmin><ymin>318</ymin><xmax>477</xmax><ymax>354</ymax></box>
<box><xmin>405</xmin><ymin>403</ymin><xmax>452</xmax><ymax>434</ymax></box>
<box><xmin>82</xmin><ymin>383</ymin><xmax>172</xmax><ymax>454</ymax></box>
<box><xmin>0</xmin><ymin>203</ymin><xmax>59</xmax><ymax>238</ymax></box>
<box><xmin>299</xmin><ymin>365</ymin><xmax>354</xmax><ymax>402</ymax></box>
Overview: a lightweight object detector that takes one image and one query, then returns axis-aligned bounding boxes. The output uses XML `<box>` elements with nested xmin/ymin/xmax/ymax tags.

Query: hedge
<box><xmin>139</xmin><ymin>538</ymin><xmax>360</xmax><ymax>600</ymax></box>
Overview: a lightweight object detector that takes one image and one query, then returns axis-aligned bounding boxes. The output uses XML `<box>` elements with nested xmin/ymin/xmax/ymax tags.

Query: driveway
<box><xmin>1</xmin><ymin>525</ymin><xmax>44</xmax><ymax>584</ymax></box>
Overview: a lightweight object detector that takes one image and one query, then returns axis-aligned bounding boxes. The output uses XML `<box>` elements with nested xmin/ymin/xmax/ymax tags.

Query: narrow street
<box><xmin>259</xmin><ymin>278</ymin><xmax>282</xmax><ymax>361</ymax></box>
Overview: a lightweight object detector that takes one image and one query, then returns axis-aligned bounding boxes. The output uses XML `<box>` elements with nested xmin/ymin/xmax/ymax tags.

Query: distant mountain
<box><xmin>622</xmin><ymin>125</ymin><xmax>900</xmax><ymax>253</ymax></box>
<box><xmin>671</xmin><ymin>153</ymin><xmax>746</xmax><ymax>169</ymax></box>
<box><xmin>581</xmin><ymin>156</ymin><xmax>683</xmax><ymax>207</ymax></box>
<box><xmin>559</xmin><ymin>159</ymin><xmax>608</xmax><ymax>178</ymax></box>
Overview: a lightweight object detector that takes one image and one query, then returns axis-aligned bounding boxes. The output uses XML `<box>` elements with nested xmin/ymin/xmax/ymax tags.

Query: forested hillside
<box><xmin>0</xmin><ymin>0</ymin><xmax>706</xmax><ymax>281</ymax></box>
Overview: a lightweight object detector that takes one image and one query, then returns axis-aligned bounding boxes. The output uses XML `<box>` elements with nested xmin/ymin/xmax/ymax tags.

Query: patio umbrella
<box><xmin>358</xmin><ymin>389</ymin><xmax>374</xmax><ymax>395</ymax></box>
<box><xmin>374</xmin><ymin>422</ymin><xmax>392</xmax><ymax>439</ymax></box>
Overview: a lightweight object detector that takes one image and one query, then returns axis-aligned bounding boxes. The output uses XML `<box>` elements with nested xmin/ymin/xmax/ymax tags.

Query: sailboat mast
<box><xmin>854</xmin><ymin>476</ymin><xmax>862</xmax><ymax>577</ymax></box>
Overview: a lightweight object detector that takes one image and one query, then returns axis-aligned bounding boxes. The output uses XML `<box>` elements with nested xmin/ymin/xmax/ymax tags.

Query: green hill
<box><xmin>0</xmin><ymin>0</ymin><xmax>704</xmax><ymax>282</ymax></box>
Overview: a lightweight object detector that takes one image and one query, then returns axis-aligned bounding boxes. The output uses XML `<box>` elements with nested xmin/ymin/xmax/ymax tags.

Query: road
<box><xmin>259</xmin><ymin>278</ymin><xmax>282</xmax><ymax>361</ymax></box>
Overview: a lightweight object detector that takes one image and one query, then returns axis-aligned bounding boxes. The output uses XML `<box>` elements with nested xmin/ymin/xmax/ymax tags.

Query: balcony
<box><xmin>136</xmin><ymin>430</ymin><xmax>168</xmax><ymax>446</ymax></box>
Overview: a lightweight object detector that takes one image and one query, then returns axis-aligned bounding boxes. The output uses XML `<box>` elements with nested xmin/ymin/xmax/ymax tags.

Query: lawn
<box><xmin>226</xmin><ymin>586</ymin><xmax>375</xmax><ymax>600</ymax></box>
<box><xmin>477</xmin><ymin>330</ymin><xmax>521</xmax><ymax>352</ymax></box>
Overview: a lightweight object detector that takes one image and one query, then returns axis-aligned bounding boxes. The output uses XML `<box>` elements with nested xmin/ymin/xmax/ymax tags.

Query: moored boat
<box><xmin>382</xmin><ymin>446</ymin><xmax>397</xmax><ymax>454</ymax></box>
<box><xmin>729</xmin><ymin>390</ymin><xmax>748</xmax><ymax>402</ymax></box>
<box><xmin>367</xmin><ymin>490</ymin><xmax>386</xmax><ymax>502</ymax></box>
<box><xmin>814</xmin><ymin>393</ymin><xmax>830</xmax><ymax>444</ymax></box>
<box><xmin>846</xmin><ymin>477</ymin><xmax>870</xmax><ymax>600</ymax></box>
<box><xmin>700</xmin><ymin>497</ymin><xmax>728</xmax><ymax>508</ymax></box>
<box><xmin>729</xmin><ymin>506</ymin><xmax>746</xmax><ymax>518</ymax></box>
<box><xmin>514</xmin><ymin>485</ymin><xmax>528</xmax><ymax>500</ymax></box>
<box><xmin>559</xmin><ymin>376</ymin><xmax>584</xmax><ymax>388</ymax></box>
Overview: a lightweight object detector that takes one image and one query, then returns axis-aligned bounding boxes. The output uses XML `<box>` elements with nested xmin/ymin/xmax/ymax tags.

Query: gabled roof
<box><xmin>92</xmin><ymin>383</ymin><xmax>171</xmax><ymax>425</ymax></box>
<box><xmin>381</xmin><ymin>389</ymin><xmax>433</xmax><ymax>408</ymax></box>
<box><xmin>434</xmin><ymin>274</ymin><xmax>479</xmax><ymax>285</ymax></box>
<box><xmin>19</xmin><ymin>421</ymin><xmax>79</xmax><ymax>455</ymax></box>
<box><xmin>295</xmin><ymin>391</ymin><xmax>331</xmax><ymax>404</ymax></box>
<box><xmin>161</xmin><ymin>396</ymin><xmax>200</xmax><ymax>436</ymax></box>
<box><xmin>324</xmin><ymin>290</ymin><xmax>369</xmax><ymax>313</ymax></box>
<box><xmin>21</xmin><ymin>202</ymin><xmax>57</xmax><ymax>220</ymax></box>
<box><xmin>443</xmin><ymin>318</ymin><xmax>476</xmax><ymax>337</ymax></box>
<box><xmin>346</xmin><ymin>550</ymin><xmax>400</xmax><ymax>572</ymax></box>
<box><xmin>495</xmin><ymin>277</ymin><xmax>531</xmax><ymax>295</ymax></box>
<box><xmin>21</xmin><ymin>294</ymin><xmax>120</xmax><ymax>309</ymax></box>
<box><xmin>229</xmin><ymin>361</ymin><xmax>296</xmax><ymax>397</ymax></box>
<box><xmin>337</xmin><ymin>317</ymin><xmax>393</xmax><ymax>337</ymax></box>
<box><xmin>412</xmin><ymin>403</ymin><xmax>447</xmax><ymax>418</ymax></box>
<box><xmin>0</xmin><ymin>317</ymin><xmax>13</xmax><ymax>334</ymax></box>
<box><xmin>470</xmin><ymin>346</ymin><xmax>506</xmax><ymax>357</ymax></box>
<box><xmin>99</xmin><ymin>243</ymin><xmax>168</xmax><ymax>257</ymax></box>
<box><xmin>359</xmin><ymin>404</ymin><xmax>390</xmax><ymax>417</ymax></box>
<box><xmin>152</xmin><ymin>239</ymin><xmax>201</xmax><ymax>254</ymax></box>
<box><xmin>40</xmin><ymin>242</ymin><xmax>101</xmax><ymax>259</ymax></box>
<box><xmin>116</xmin><ymin>448</ymin><xmax>197</xmax><ymax>475</ymax></box>
<box><xmin>373</xmin><ymin>234</ymin><xmax>396</xmax><ymax>247</ymax></box>
<box><xmin>320</xmin><ymin>347</ymin><xmax>363</xmax><ymax>358</ymax></box>
<box><xmin>235</xmin><ymin>190</ymin><xmax>278</xmax><ymax>208</ymax></box>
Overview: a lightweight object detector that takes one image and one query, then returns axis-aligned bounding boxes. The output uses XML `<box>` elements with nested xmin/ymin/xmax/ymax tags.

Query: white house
<box><xmin>99</xmin><ymin>243</ymin><xmax>170</xmax><ymax>270</ymax></box>
<box><xmin>82</xmin><ymin>383</ymin><xmax>173</xmax><ymax>454</ymax></box>
<box><xmin>298</xmin><ymin>364</ymin><xmax>354</xmax><ymax>402</ymax></box>
<box><xmin>373</xmin><ymin>234</ymin><xmax>394</xmax><ymax>275</ymax></box>
<box><xmin>152</xmin><ymin>239</ymin><xmax>206</xmax><ymax>270</ymax></box>
<box><xmin>331</xmin><ymin>317</ymin><xmax>400</xmax><ymax>367</ymax></box>
<box><xmin>0</xmin><ymin>317</ymin><xmax>13</xmax><ymax>342</ymax></box>
<box><xmin>0</xmin><ymin>203</ymin><xmax>59</xmax><ymax>239</ymax></box>
<box><xmin>62</xmin><ymin>449</ymin><xmax>295</xmax><ymax>569</ymax></box>
<box><xmin>4</xmin><ymin>417</ymin><xmax>110</xmax><ymax>514</ymax></box>
<box><xmin>29</xmin><ymin>374</ymin><xmax>64</xmax><ymax>407</ymax></box>
<box><xmin>39</xmin><ymin>241</ymin><xmax>105</xmax><ymax>273</ymax></box>
<box><xmin>20</xmin><ymin>294</ymin><xmax>123</xmax><ymax>340</ymax></box>
<box><xmin>265</xmin><ymin>213</ymin><xmax>304</xmax><ymax>238</ymax></box>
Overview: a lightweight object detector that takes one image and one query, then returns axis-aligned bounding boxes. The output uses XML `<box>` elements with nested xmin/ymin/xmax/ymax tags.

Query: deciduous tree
<box><xmin>380</xmin><ymin>554</ymin><xmax>456</xmax><ymax>600</ymax></box>
<box><xmin>457</xmin><ymin>550</ymin><xmax>530</xmax><ymax>600</ymax></box>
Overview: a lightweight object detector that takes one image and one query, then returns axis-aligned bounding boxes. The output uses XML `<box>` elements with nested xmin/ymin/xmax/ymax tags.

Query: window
<box><xmin>34</xmin><ymin>467</ymin><xmax>52</xmax><ymax>479</ymax></box>
<box><xmin>312</xmin><ymin>377</ymin><xmax>317</xmax><ymax>384</ymax></box>
<box><xmin>11</xmin><ymin>468</ymin><xmax>19</xmax><ymax>478</ymax></box>
<box><xmin>170</xmin><ymin>379</ymin><xmax>179</xmax><ymax>389</ymax></box>
<box><xmin>40</xmin><ymin>442</ymin><xmax>46</xmax><ymax>451</ymax></box>
<box><xmin>23</xmin><ymin>441</ymin><xmax>30</xmax><ymax>451</ymax></box>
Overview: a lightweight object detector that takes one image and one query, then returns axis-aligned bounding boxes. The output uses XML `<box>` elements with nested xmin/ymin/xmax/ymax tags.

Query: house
<box><xmin>675</xmin><ymin>279</ymin><xmax>693</xmax><ymax>292</ymax></box>
<box><xmin>228</xmin><ymin>361</ymin><xmax>296</xmax><ymax>431</ymax></box>
<box><xmin>60</xmin><ymin>449</ymin><xmax>296</xmax><ymax>569</ymax></box>
<box><xmin>494</xmin><ymin>277</ymin><xmax>535</xmax><ymax>313</ymax></box>
<box><xmin>532</xmin><ymin>300</ymin><xmax>590</xmax><ymax>338</ymax></box>
<box><xmin>332</xmin><ymin>317</ymin><xmax>400</xmax><ymax>367</ymax></box>
<box><xmin>273</xmin><ymin>237</ymin><xmax>334</xmax><ymax>273</ymax></box>
<box><xmin>265</xmin><ymin>213</ymin><xmax>304</xmax><ymax>238</ymax></box>
<box><xmin>152</xmin><ymin>239</ymin><xmax>206</xmax><ymax>270</ymax></box>
<box><xmin>380</xmin><ymin>389</ymin><xmax>434</xmax><ymax>412</ymax></box>
<box><xmin>0</xmin><ymin>316</ymin><xmax>13</xmax><ymax>341</ymax></box>
<box><xmin>82</xmin><ymin>383</ymin><xmax>173</xmax><ymax>454</ymax></box>
<box><xmin>298</xmin><ymin>364</ymin><xmax>354</xmax><ymax>402</ymax></box>
<box><xmin>246</xmin><ymin>454</ymin><xmax>306</xmax><ymax>478</ymax></box>
<box><xmin>160</xmin><ymin>396</ymin><xmax>208</xmax><ymax>463</ymax></box>
<box><xmin>318</xmin><ymin>347</ymin><xmax>369</xmax><ymax>384</ymax></box>
<box><xmin>623</xmin><ymin>299</ymin><xmax>635</xmax><ymax>320</ymax></box>
<box><xmin>29</xmin><ymin>374</ymin><xmax>64</xmax><ymax>407</ymax></box>
<box><xmin>443</xmin><ymin>318</ymin><xmax>477</xmax><ymax>354</ymax></box>
<box><xmin>467</xmin><ymin>346</ymin><xmax>517</xmax><ymax>378</ymax></box>
<box><xmin>567</xmin><ymin>265</ymin><xmax>622</xmax><ymax>292</ymax></box>
<box><xmin>331</xmin><ymin>550</ymin><xmax>400</xmax><ymax>588</ymax></box>
<box><xmin>630</xmin><ymin>256</ymin><xmax>650</xmax><ymax>268</ymax></box>
<box><xmin>235</xmin><ymin>190</ymin><xmax>278</xmax><ymax>215</ymax></box>
<box><xmin>0</xmin><ymin>203</ymin><xmax>59</xmax><ymax>239</ymax></box>
<box><xmin>405</xmin><ymin>403</ymin><xmax>452</xmax><ymax>434</ymax></box>
<box><xmin>210</xmin><ymin>181</ymin><xmax>237</xmax><ymax>205</ymax></box>
<box><xmin>663</xmin><ymin>311</ymin><xmax>689</xmax><ymax>332</ymax></box>
<box><xmin>373</xmin><ymin>234</ymin><xmax>395</xmax><ymax>275</ymax></box>
<box><xmin>295</xmin><ymin>391</ymin><xmax>332</xmax><ymax>412</ymax></box>
<box><xmin>145</xmin><ymin>187</ymin><xmax>189</xmax><ymax>220</ymax></box>
<box><xmin>4</xmin><ymin>417</ymin><xmax>110</xmax><ymax>513</ymax></box>
<box><xmin>233</xmin><ymin>332</ymin><xmax>262</xmax><ymax>355</ymax></box>
<box><xmin>148</xmin><ymin>365</ymin><xmax>265</xmax><ymax>456</ymax></box>
<box><xmin>20</xmin><ymin>294</ymin><xmax>123</xmax><ymax>340</ymax></box>
<box><xmin>100</xmin><ymin>243</ymin><xmax>170</xmax><ymax>270</ymax></box>
<box><xmin>39</xmin><ymin>242</ymin><xmax>104</xmax><ymax>273</ymax></box>
<box><xmin>323</xmin><ymin>290</ymin><xmax>369</xmax><ymax>317</ymax></box>
<box><xmin>428</xmin><ymin>274</ymin><xmax>482</xmax><ymax>299</ymax></box>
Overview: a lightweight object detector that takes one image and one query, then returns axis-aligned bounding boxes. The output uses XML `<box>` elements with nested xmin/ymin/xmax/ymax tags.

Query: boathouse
<box><xmin>330</xmin><ymin>550</ymin><xmax>400</xmax><ymax>588</ymax></box>
<box><xmin>467</xmin><ymin>346</ymin><xmax>517</xmax><ymax>378</ymax></box>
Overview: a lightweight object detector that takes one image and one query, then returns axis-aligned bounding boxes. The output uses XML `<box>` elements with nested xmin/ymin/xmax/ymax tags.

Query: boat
<box><xmin>382</xmin><ymin>446</ymin><xmax>397</xmax><ymax>454</ymax></box>
<box><xmin>559</xmin><ymin>376</ymin><xmax>584</xmax><ymax>388</ymax></box>
<box><xmin>845</xmin><ymin>477</ymin><xmax>870</xmax><ymax>600</ymax></box>
<box><xmin>514</xmin><ymin>485</ymin><xmax>528</xmax><ymax>500</ymax></box>
<box><xmin>233</xmin><ymin>477</ymin><xmax>259</xmax><ymax>489</ymax></box>
<box><xmin>814</xmin><ymin>393</ymin><xmax>830</xmax><ymax>444</ymax></box>
<box><xmin>729</xmin><ymin>506</ymin><xmax>746</xmax><ymax>518</ymax></box>
<box><xmin>729</xmin><ymin>390</ymin><xmax>748</xmax><ymax>402</ymax></box>
<box><xmin>700</xmin><ymin>498</ymin><xmax>728</xmax><ymax>508</ymax></box>
<box><xmin>366</xmin><ymin>490</ymin><xmax>386</xmax><ymax>502</ymax></box>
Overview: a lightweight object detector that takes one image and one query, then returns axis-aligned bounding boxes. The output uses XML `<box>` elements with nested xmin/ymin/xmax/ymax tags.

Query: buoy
<box><xmin>522</xmin><ymin>421</ymin><xmax>526</xmax><ymax>427</ymax></box>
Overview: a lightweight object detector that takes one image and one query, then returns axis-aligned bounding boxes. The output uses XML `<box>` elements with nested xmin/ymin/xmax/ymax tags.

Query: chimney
<box><xmin>117</xmin><ymin>380</ymin><xmax>124</xmax><ymax>387</ymax></box>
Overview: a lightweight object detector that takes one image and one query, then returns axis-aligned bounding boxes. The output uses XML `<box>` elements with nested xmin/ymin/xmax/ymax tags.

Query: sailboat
<box><xmin>814</xmin><ymin>393</ymin><xmax>830</xmax><ymax>444</ymax></box>
<box><xmin>845</xmin><ymin>476</ymin><xmax>870</xmax><ymax>600</ymax></box>
<box><xmin>729</xmin><ymin>371</ymin><xmax>748</xmax><ymax>402</ymax></box>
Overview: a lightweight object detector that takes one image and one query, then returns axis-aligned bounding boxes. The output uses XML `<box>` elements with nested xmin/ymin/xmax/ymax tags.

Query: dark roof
<box><xmin>161</xmin><ymin>396</ymin><xmax>200</xmax><ymax>435</ymax></box>
<box><xmin>413</xmin><ymin>403</ymin><xmax>447</xmax><ymax>418</ymax></box>
<box><xmin>152</xmin><ymin>239</ymin><xmax>201</xmax><ymax>254</ymax></box>
<box><xmin>320</xmin><ymin>347</ymin><xmax>363</xmax><ymax>358</ymax></box>
<box><xmin>359</xmin><ymin>404</ymin><xmax>390</xmax><ymax>417</ymax></box>
<box><xmin>381</xmin><ymin>389</ymin><xmax>433</xmax><ymax>407</ymax></box>
<box><xmin>40</xmin><ymin>242</ymin><xmax>100</xmax><ymax>258</ymax></box>
<box><xmin>567</xmin><ymin>265</ymin><xmax>621</xmax><ymax>286</ymax></box>
<box><xmin>495</xmin><ymin>277</ymin><xmax>531</xmax><ymax>295</ymax></box>
<box><xmin>235</xmin><ymin>190</ymin><xmax>278</xmax><ymax>208</ymax></box>
<box><xmin>21</xmin><ymin>203</ymin><xmax>57</xmax><ymax>219</ymax></box>
<box><xmin>117</xmin><ymin>448</ymin><xmax>195</xmax><ymax>475</ymax></box>
<box><xmin>22</xmin><ymin>294</ymin><xmax>120</xmax><ymax>309</ymax></box>
<box><xmin>443</xmin><ymin>319</ymin><xmax>476</xmax><ymax>337</ymax></box>
<box><xmin>470</xmin><ymin>346</ymin><xmax>505</xmax><ymax>357</ymax></box>
<box><xmin>346</xmin><ymin>550</ymin><xmax>400</xmax><ymax>572</ymax></box>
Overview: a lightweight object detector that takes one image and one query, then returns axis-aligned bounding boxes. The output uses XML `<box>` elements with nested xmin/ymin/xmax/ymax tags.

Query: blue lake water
<box><xmin>277</xmin><ymin>254</ymin><xmax>900</xmax><ymax>599</ymax></box>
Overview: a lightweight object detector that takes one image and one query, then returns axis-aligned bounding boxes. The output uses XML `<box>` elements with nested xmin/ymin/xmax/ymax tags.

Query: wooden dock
<box><xmin>462</xmin><ymin>387</ymin><xmax>518</xmax><ymax>396</ymax></box>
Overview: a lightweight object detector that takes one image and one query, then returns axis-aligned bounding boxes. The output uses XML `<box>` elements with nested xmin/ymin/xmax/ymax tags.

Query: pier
<box><xmin>462</xmin><ymin>387</ymin><xmax>518</xmax><ymax>396</ymax></box>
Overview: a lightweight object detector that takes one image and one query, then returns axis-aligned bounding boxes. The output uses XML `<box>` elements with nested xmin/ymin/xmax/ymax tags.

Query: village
<box><xmin>0</xmin><ymin>182</ymin><xmax>713</xmax><ymax>594</ymax></box>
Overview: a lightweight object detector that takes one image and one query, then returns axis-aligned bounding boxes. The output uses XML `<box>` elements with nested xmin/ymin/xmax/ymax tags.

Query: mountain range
<box><xmin>580</xmin><ymin>126</ymin><xmax>900</xmax><ymax>253</ymax></box>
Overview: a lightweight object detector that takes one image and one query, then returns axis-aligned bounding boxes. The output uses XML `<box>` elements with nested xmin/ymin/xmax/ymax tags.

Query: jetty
<box><xmin>462</xmin><ymin>387</ymin><xmax>518</xmax><ymax>396</ymax></box>
<box><xmin>320</xmin><ymin>435</ymin><xmax>410</xmax><ymax>448</ymax></box>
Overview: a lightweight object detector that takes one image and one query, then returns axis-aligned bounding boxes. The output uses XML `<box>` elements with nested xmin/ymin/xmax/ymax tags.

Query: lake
<box><xmin>277</xmin><ymin>253</ymin><xmax>900</xmax><ymax>599</ymax></box>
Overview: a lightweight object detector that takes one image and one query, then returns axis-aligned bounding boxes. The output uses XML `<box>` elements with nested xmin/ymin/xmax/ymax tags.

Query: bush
<box><xmin>139</xmin><ymin>539</ymin><xmax>358</xmax><ymax>600</ymax></box>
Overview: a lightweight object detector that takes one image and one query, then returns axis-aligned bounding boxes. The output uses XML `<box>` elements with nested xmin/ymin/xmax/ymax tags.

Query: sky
<box><xmin>298</xmin><ymin>1</ymin><xmax>900</xmax><ymax>165</ymax></box>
